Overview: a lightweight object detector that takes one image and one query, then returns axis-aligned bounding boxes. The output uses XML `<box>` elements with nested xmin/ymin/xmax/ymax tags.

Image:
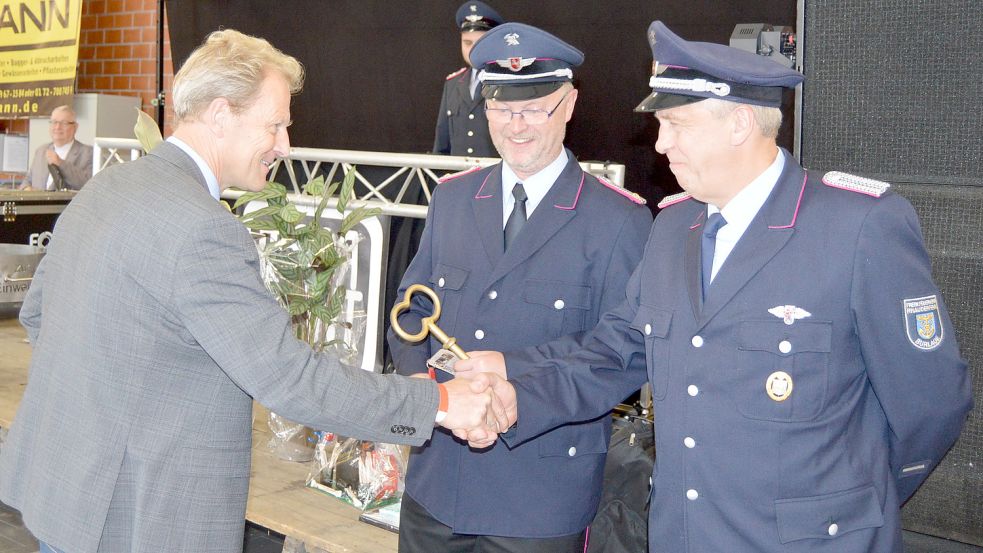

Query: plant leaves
<box><xmin>339</xmin><ymin>206</ymin><xmax>382</xmax><ymax>235</ymax></box>
<box><xmin>303</xmin><ymin>175</ymin><xmax>326</xmax><ymax>196</ymax></box>
<box><xmin>133</xmin><ymin>108</ymin><xmax>163</xmax><ymax>153</ymax></box>
<box><xmin>336</xmin><ymin>170</ymin><xmax>357</xmax><ymax>213</ymax></box>
<box><xmin>278</xmin><ymin>203</ymin><xmax>305</xmax><ymax>224</ymax></box>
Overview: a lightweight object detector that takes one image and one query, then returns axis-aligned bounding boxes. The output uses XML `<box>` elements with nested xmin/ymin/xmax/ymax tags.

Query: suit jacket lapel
<box><xmin>697</xmin><ymin>151</ymin><xmax>806</xmax><ymax>329</ymax></box>
<box><xmin>487</xmin><ymin>155</ymin><xmax>580</xmax><ymax>284</ymax></box>
<box><xmin>684</xmin><ymin>210</ymin><xmax>705</xmax><ymax>321</ymax></box>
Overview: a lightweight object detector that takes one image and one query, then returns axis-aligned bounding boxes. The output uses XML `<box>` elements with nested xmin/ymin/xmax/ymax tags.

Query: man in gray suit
<box><xmin>0</xmin><ymin>29</ymin><xmax>510</xmax><ymax>553</ymax></box>
<box><xmin>19</xmin><ymin>105</ymin><xmax>93</xmax><ymax>191</ymax></box>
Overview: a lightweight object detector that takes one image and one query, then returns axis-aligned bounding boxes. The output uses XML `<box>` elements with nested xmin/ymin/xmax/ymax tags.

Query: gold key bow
<box><xmin>390</xmin><ymin>284</ymin><xmax>469</xmax><ymax>360</ymax></box>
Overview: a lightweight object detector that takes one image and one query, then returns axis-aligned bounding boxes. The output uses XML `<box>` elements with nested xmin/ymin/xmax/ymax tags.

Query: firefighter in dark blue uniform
<box><xmin>392</xmin><ymin>22</ymin><xmax>653</xmax><ymax>553</ymax></box>
<box><xmin>432</xmin><ymin>1</ymin><xmax>503</xmax><ymax>157</ymax></box>
<box><xmin>457</xmin><ymin>20</ymin><xmax>974</xmax><ymax>553</ymax></box>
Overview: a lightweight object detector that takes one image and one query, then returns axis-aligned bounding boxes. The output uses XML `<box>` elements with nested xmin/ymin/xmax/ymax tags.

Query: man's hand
<box><xmin>438</xmin><ymin>376</ymin><xmax>510</xmax><ymax>448</ymax></box>
<box><xmin>45</xmin><ymin>149</ymin><xmax>61</xmax><ymax>165</ymax></box>
<box><xmin>451</xmin><ymin>372</ymin><xmax>517</xmax><ymax>448</ymax></box>
<box><xmin>454</xmin><ymin>350</ymin><xmax>507</xmax><ymax>379</ymax></box>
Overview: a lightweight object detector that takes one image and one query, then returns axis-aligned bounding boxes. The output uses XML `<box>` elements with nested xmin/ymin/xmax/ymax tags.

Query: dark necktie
<box><xmin>504</xmin><ymin>182</ymin><xmax>528</xmax><ymax>251</ymax></box>
<box><xmin>701</xmin><ymin>212</ymin><xmax>727</xmax><ymax>300</ymax></box>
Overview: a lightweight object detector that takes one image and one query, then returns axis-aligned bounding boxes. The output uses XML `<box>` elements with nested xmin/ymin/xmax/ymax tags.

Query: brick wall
<box><xmin>0</xmin><ymin>0</ymin><xmax>174</xmax><ymax>137</ymax></box>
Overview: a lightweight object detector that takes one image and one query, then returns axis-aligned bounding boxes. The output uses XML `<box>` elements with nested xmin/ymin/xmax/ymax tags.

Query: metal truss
<box><xmin>93</xmin><ymin>138</ymin><xmax>626</xmax><ymax>220</ymax></box>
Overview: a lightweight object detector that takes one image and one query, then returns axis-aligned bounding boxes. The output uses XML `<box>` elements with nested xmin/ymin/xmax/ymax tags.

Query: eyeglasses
<box><xmin>49</xmin><ymin>121</ymin><xmax>76</xmax><ymax>127</ymax></box>
<box><xmin>484</xmin><ymin>89</ymin><xmax>571</xmax><ymax>125</ymax></box>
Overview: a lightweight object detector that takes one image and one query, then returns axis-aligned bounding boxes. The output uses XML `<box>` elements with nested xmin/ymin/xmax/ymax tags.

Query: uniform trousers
<box><xmin>398</xmin><ymin>493</ymin><xmax>588</xmax><ymax>553</ymax></box>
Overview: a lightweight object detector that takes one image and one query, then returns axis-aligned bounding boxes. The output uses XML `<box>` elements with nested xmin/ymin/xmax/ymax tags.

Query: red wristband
<box><xmin>437</xmin><ymin>383</ymin><xmax>449</xmax><ymax>413</ymax></box>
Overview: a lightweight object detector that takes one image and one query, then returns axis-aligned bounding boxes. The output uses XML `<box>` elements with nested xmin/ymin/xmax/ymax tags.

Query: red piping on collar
<box><xmin>474</xmin><ymin>172</ymin><xmax>494</xmax><ymax>199</ymax></box>
<box><xmin>768</xmin><ymin>173</ymin><xmax>807</xmax><ymax>229</ymax></box>
<box><xmin>553</xmin><ymin>172</ymin><xmax>585</xmax><ymax>210</ymax></box>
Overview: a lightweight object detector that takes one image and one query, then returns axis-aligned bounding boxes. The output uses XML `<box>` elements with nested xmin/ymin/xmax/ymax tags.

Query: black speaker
<box><xmin>800</xmin><ymin>0</ymin><xmax>982</xmax><ymax>186</ymax></box>
<box><xmin>800</xmin><ymin>0</ymin><xmax>983</xmax><ymax>545</ymax></box>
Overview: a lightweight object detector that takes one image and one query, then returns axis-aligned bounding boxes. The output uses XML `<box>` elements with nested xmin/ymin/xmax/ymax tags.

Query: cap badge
<box><xmin>903</xmin><ymin>295</ymin><xmax>944</xmax><ymax>351</ymax></box>
<box><xmin>495</xmin><ymin>56</ymin><xmax>535</xmax><ymax>72</ymax></box>
<box><xmin>768</xmin><ymin>305</ymin><xmax>812</xmax><ymax>325</ymax></box>
<box><xmin>465</xmin><ymin>14</ymin><xmax>482</xmax><ymax>23</ymax></box>
<box><xmin>504</xmin><ymin>32</ymin><xmax>520</xmax><ymax>46</ymax></box>
<box><xmin>765</xmin><ymin>371</ymin><xmax>794</xmax><ymax>402</ymax></box>
<box><xmin>470</xmin><ymin>4</ymin><xmax>477</xmax><ymax>12</ymax></box>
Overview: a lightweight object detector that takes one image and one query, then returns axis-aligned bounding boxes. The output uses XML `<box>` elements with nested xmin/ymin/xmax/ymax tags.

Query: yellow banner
<box><xmin>0</xmin><ymin>0</ymin><xmax>83</xmax><ymax>117</ymax></box>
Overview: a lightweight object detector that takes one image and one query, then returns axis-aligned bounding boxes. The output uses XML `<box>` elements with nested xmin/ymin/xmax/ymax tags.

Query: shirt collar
<box><xmin>166</xmin><ymin>136</ymin><xmax>221</xmax><ymax>201</ymax></box>
<box><xmin>52</xmin><ymin>140</ymin><xmax>74</xmax><ymax>157</ymax></box>
<box><xmin>501</xmin><ymin>148</ymin><xmax>568</xmax><ymax>219</ymax></box>
<box><xmin>709</xmin><ymin>148</ymin><xmax>785</xmax><ymax>233</ymax></box>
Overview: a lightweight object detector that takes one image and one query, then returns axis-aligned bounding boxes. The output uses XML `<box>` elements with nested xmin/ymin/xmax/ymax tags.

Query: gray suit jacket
<box><xmin>21</xmin><ymin>140</ymin><xmax>93</xmax><ymax>190</ymax></box>
<box><xmin>0</xmin><ymin>142</ymin><xmax>440</xmax><ymax>553</ymax></box>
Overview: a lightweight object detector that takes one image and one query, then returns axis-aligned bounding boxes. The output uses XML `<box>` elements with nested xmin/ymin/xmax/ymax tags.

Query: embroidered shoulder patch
<box><xmin>822</xmin><ymin>171</ymin><xmax>891</xmax><ymax>197</ymax></box>
<box><xmin>437</xmin><ymin>165</ymin><xmax>482</xmax><ymax>184</ymax></box>
<box><xmin>657</xmin><ymin>191</ymin><xmax>693</xmax><ymax>209</ymax></box>
<box><xmin>596</xmin><ymin>176</ymin><xmax>646</xmax><ymax>204</ymax></box>
<box><xmin>903</xmin><ymin>295</ymin><xmax>944</xmax><ymax>351</ymax></box>
<box><xmin>446</xmin><ymin>67</ymin><xmax>468</xmax><ymax>80</ymax></box>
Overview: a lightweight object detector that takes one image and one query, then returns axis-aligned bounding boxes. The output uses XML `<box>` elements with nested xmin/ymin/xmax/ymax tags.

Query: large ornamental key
<box><xmin>390</xmin><ymin>284</ymin><xmax>469</xmax><ymax>360</ymax></box>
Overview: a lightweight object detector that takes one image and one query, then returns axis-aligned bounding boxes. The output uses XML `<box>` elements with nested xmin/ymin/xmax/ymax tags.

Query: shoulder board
<box><xmin>822</xmin><ymin>171</ymin><xmax>891</xmax><ymax>198</ymax></box>
<box><xmin>657</xmin><ymin>191</ymin><xmax>693</xmax><ymax>209</ymax></box>
<box><xmin>596</xmin><ymin>176</ymin><xmax>646</xmax><ymax>205</ymax></box>
<box><xmin>438</xmin><ymin>166</ymin><xmax>482</xmax><ymax>183</ymax></box>
<box><xmin>446</xmin><ymin>67</ymin><xmax>468</xmax><ymax>81</ymax></box>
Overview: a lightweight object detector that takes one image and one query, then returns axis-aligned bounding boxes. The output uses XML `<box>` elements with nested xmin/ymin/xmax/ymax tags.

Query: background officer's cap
<box><xmin>470</xmin><ymin>22</ymin><xmax>584</xmax><ymax>102</ymax></box>
<box><xmin>456</xmin><ymin>1</ymin><xmax>503</xmax><ymax>33</ymax></box>
<box><xmin>635</xmin><ymin>21</ymin><xmax>804</xmax><ymax>112</ymax></box>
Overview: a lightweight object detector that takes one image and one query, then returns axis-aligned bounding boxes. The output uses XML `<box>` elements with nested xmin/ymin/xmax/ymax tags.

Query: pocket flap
<box><xmin>629</xmin><ymin>305</ymin><xmax>672</xmax><ymax>339</ymax></box>
<box><xmin>775</xmin><ymin>484</ymin><xmax>885</xmax><ymax>543</ymax></box>
<box><xmin>739</xmin><ymin>320</ymin><xmax>832</xmax><ymax>354</ymax></box>
<box><xmin>537</xmin><ymin>419</ymin><xmax>609</xmax><ymax>458</ymax></box>
<box><xmin>429</xmin><ymin>263</ymin><xmax>469</xmax><ymax>291</ymax></box>
<box><xmin>522</xmin><ymin>279</ymin><xmax>592</xmax><ymax>310</ymax></box>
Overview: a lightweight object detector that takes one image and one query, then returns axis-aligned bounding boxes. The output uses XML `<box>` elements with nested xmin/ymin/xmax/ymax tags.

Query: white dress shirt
<box><xmin>167</xmin><ymin>136</ymin><xmax>221</xmax><ymax>201</ymax></box>
<box><xmin>707</xmin><ymin>149</ymin><xmax>785</xmax><ymax>282</ymax></box>
<box><xmin>500</xmin><ymin>149</ymin><xmax>568</xmax><ymax>228</ymax></box>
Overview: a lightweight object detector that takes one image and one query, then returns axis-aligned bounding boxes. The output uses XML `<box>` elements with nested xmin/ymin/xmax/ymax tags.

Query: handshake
<box><xmin>428</xmin><ymin>352</ymin><xmax>515</xmax><ymax>449</ymax></box>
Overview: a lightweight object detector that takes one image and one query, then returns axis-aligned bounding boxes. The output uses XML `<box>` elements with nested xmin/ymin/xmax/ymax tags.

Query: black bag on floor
<box><xmin>587</xmin><ymin>413</ymin><xmax>655</xmax><ymax>553</ymax></box>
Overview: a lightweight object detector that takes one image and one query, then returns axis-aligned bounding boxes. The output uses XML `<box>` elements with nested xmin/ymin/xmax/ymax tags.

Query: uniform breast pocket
<box><xmin>736</xmin><ymin>320</ymin><xmax>832</xmax><ymax>422</ymax></box>
<box><xmin>629</xmin><ymin>306</ymin><xmax>672</xmax><ymax>400</ymax></box>
<box><xmin>522</xmin><ymin>279</ymin><xmax>593</xmax><ymax>337</ymax></box>
<box><xmin>428</xmin><ymin>263</ymin><xmax>470</xmax><ymax>330</ymax></box>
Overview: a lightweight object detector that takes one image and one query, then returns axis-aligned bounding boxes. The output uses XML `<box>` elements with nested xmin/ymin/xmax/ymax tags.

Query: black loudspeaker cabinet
<box><xmin>799</xmin><ymin>0</ymin><xmax>982</xmax><ymax>545</ymax></box>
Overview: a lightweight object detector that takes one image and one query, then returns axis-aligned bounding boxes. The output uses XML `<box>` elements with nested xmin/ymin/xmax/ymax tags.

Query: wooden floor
<box><xmin>0</xmin><ymin>318</ymin><xmax>397</xmax><ymax>553</ymax></box>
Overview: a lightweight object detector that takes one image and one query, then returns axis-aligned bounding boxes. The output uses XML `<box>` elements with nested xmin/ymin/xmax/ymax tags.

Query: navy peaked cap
<box><xmin>456</xmin><ymin>1</ymin><xmax>503</xmax><ymax>33</ymax></box>
<box><xmin>470</xmin><ymin>22</ymin><xmax>584</xmax><ymax>101</ymax></box>
<box><xmin>635</xmin><ymin>21</ymin><xmax>804</xmax><ymax>111</ymax></box>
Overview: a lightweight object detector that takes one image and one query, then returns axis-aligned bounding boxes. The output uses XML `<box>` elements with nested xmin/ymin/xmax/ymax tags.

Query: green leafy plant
<box><xmin>233</xmin><ymin>171</ymin><xmax>382</xmax><ymax>351</ymax></box>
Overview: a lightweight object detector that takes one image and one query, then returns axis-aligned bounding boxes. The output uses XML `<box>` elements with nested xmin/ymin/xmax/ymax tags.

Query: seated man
<box><xmin>20</xmin><ymin>105</ymin><xmax>93</xmax><ymax>191</ymax></box>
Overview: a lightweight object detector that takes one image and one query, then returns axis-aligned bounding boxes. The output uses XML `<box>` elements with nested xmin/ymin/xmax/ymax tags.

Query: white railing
<box><xmin>92</xmin><ymin>138</ymin><xmax>626</xmax><ymax>219</ymax></box>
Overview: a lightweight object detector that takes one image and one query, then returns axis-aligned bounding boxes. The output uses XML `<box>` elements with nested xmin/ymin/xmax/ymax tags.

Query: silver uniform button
<box><xmin>567</xmin><ymin>447</ymin><xmax>577</xmax><ymax>457</ymax></box>
<box><xmin>779</xmin><ymin>340</ymin><xmax>792</xmax><ymax>354</ymax></box>
<box><xmin>828</xmin><ymin>523</ymin><xmax>839</xmax><ymax>536</ymax></box>
<box><xmin>467</xmin><ymin>147</ymin><xmax>474</xmax><ymax>154</ymax></box>
<box><xmin>467</xmin><ymin>130</ymin><xmax>474</xmax><ymax>137</ymax></box>
<box><xmin>488</xmin><ymin>290</ymin><xmax>498</xmax><ymax>300</ymax></box>
<box><xmin>475</xmin><ymin>329</ymin><xmax>485</xmax><ymax>340</ymax></box>
<box><xmin>691</xmin><ymin>335</ymin><xmax>704</xmax><ymax>348</ymax></box>
<box><xmin>644</xmin><ymin>323</ymin><xmax>652</xmax><ymax>335</ymax></box>
<box><xmin>446</xmin><ymin>110</ymin><xmax>452</xmax><ymax>116</ymax></box>
<box><xmin>468</xmin><ymin>113</ymin><xmax>475</xmax><ymax>120</ymax></box>
<box><xmin>684</xmin><ymin>437</ymin><xmax>696</xmax><ymax>448</ymax></box>
<box><xmin>438</xmin><ymin>277</ymin><xmax>445</xmax><ymax>288</ymax></box>
<box><xmin>688</xmin><ymin>385</ymin><xmax>699</xmax><ymax>397</ymax></box>
<box><xmin>554</xmin><ymin>299</ymin><xmax>565</xmax><ymax>310</ymax></box>
<box><xmin>686</xmin><ymin>489</ymin><xmax>699</xmax><ymax>500</ymax></box>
